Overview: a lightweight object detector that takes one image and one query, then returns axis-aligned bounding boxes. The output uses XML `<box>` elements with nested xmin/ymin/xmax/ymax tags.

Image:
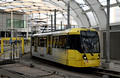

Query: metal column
<box><xmin>46</xmin><ymin>12</ymin><xmax>49</xmax><ymax>32</ymax></box>
<box><xmin>25</xmin><ymin>14</ymin><xmax>29</xmax><ymax>38</ymax></box>
<box><xmin>39</xmin><ymin>13</ymin><xmax>41</xmax><ymax>33</ymax></box>
<box><xmin>67</xmin><ymin>1</ymin><xmax>71</xmax><ymax>29</ymax></box>
<box><xmin>11</xmin><ymin>11</ymin><xmax>13</xmax><ymax>37</ymax></box>
<box><xmin>106</xmin><ymin>0</ymin><xmax>110</xmax><ymax>63</ymax></box>
<box><xmin>51</xmin><ymin>15</ymin><xmax>53</xmax><ymax>32</ymax></box>
<box><xmin>5</xmin><ymin>29</ymin><xmax>6</xmax><ymax>37</ymax></box>
<box><xmin>54</xmin><ymin>9</ymin><xmax>56</xmax><ymax>31</ymax></box>
<box><xmin>99</xmin><ymin>30</ymin><xmax>104</xmax><ymax>58</ymax></box>
<box><xmin>31</xmin><ymin>13</ymin><xmax>34</xmax><ymax>34</ymax></box>
<box><xmin>10</xmin><ymin>11</ymin><xmax>14</xmax><ymax>60</ymax></box>
<box><xmin>61</xmin><ymin>21</ymin><xmax>62</xmax><ymax>30</ymax></box>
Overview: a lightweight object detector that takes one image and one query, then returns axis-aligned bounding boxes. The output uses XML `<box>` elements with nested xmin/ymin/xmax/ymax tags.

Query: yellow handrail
<box><xmin>0</xmin><ymin>37</ymin><xmax>24</xmax><ymax>55</ymax></box>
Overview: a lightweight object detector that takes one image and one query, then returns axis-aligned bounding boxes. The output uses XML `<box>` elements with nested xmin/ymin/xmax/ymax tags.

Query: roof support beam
<box><xmin>74</xmin><ymin>2</ymin><xmax>120</xmax><ymax>14</ymax></box>
<box><xmin>85</xmin><ymin>0</ymin><xmax>107</xmax><ymax>29</ymax></box>
<box><xmin>43</xmin><ymin>0</ymin><xmax>82</xmax><ymax>27</ymax></box>
<box><xmin>64</xmin><ymin>0</ymin><xmax>90</xmax><ymax>27</ymax></box>
<box><xmin>83</xmin><ymin>9</ymin><xmax>91</xmax><ymax>13</ymax></box>
<box><xmin>102</xmin><ymin>3</ymin><xmax>120</xmax><ymax>9</ymax></box>
<box><xmin>43</xmin><ymin>0</ymin><xmax>91</xmax><ymax>27</ymax></box>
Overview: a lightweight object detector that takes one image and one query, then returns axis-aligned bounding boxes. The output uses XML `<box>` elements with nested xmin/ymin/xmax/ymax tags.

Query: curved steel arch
<box><xmin>63</xmin><ymin>0</ymin><xmax>90</xmax><ymax>27</ymax></box>
<box><xmin>43</xmin><ymin>0</ymin><xmax>82</xmax><ymax>26</ymax></box>
<box><xmin>43</xmin><ymin>0</ymin><xmax>90</xmax><ymax>27</ymax></box>
<box><xmin>85</xmin><ymin>0</ymin><xmax>107</xmax><ymax>29</ymax></box>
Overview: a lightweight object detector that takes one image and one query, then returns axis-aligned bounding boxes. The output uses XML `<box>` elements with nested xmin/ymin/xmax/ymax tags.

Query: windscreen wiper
<box><xmin>88</xmin><ymin>51</ymin><xmax>94</xmax><ymax>56</ymax></box>
<box><xmin>83</xmin><ymin>41</ymin><xmax>94</xmax><ymax>56</ymax></box>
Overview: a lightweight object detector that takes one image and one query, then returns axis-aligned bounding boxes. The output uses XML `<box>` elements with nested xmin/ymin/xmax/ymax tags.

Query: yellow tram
<box><xmin>30</xmin><ymin>28</ymin><xmax>100</xmax><ymax>67</ymax></box>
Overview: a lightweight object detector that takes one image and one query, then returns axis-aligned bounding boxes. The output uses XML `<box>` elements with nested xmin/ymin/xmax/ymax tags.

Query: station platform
<box><xmin>100</xmin><ymin>59</ymin><xmax>120</xmax><ymax>72</ymax></box>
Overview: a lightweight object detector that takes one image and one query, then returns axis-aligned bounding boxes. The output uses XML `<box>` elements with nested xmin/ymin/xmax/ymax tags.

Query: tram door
<box><xmin>34</xmin><ymin>37</ymin><xmax>38</xmax><ymax>52</ymax></box>
<box><xmin>47</xmin><ymin>36</ymin><xmax>52</xmax><ymax>54</ymax></box>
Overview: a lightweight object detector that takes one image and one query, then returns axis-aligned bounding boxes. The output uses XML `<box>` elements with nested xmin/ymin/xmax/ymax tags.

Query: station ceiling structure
<box><xmin>0</xmin><ymin>0</ymin><xmax>120</xmax><ymax>30</ymax></box>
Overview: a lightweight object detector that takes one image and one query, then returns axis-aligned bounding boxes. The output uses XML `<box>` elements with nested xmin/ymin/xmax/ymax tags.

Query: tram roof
<box><xmin>33</xmin><ymin>28</ymin><xmax>71</xmax><ymax>37</ymax></box>
<box><xmin>33</xmin><ymin>28</ymin><xmax>97</xmax><ymax>37</ymax></box>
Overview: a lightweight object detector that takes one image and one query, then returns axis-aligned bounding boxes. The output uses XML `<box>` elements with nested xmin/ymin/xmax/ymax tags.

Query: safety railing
<box><xmin>0</xmin><ymin>37</ymin><xmax>24</xmax><ymax>61</ymax></box>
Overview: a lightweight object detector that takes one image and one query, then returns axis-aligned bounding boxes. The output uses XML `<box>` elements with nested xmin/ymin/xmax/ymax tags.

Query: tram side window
<box><xmin>32</xmin><ymin>37</ymin><xmax>34</xmax><ymax>46</ymax></box>
<box><xmin>59</xmin><ymin>36</ymin><xmax>66</xmax><ymax>49</ymax></box>
<box><xmin>38</xmin><ymin>37</ymin><xmax>47</xmax><ymax>47</ymax></box>
<box><xmin>53</xmin><ymin>36</ymin><xmax>59</xmax><ymax>48</ymax></box>
<box><xmin>53</xmin><ymin>36</ymin><xmax>66</xmax><ymax>49</ymax></box>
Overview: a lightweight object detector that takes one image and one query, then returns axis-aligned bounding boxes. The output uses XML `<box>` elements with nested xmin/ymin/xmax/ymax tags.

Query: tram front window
<box><xmin>81</xmin><ymin>31</ymin><xmax>100</xmax><ymax>53</ymax></box>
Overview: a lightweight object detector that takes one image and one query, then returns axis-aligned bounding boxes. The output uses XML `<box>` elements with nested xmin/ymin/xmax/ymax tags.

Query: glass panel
<box><xmin>86</xmin><ymin>12</ymin><xmax>98</xmax><ymax>26</ymax></box>
<box><xmin>114</xmin><ymin>6</ymin><xmax>120</xmax><ymax>23</ymax></box>
<box><xmin>34</xmin><ymin>37</ymin><xmax>38</xmax><ymax>52</ymax></box>
<box><xmin>6</xmin><ymin>19</ymin><xmax>11</xmax><ymax>27</ymax></box>
<box><xmin>0</xmin><ymin>7</ymin><xmax>8</xmax><ymax>9</ymax></box>
<box><xmin>82</xmin><ymin>6</ymin><xmax>90</xmax><ymax>11</ymax></box>
<box><xmin>67</xmin><ymin>35</ymin><xmax>81</xmax><ymax>51</ymax></box>
<box><xmin>98</xmin><ymin>0</ymin><xmax>107</xmax><ymax>6</ymax></box>
<box><xmin>59</xmin><ymin>36</ymin><xmax>66</xmax><ymax>49</ymax></box>
<box><xmin>75</xmin><ymin>0</ymin><xmax>90</xmax><ymax>11</ymax></box>
<box><xmin>75</xmin><ymin>0</ymin><xmax>85</xmax><ymax>4</ymax></box>
<box><xmin>53</xmin><ymin>36</ymin><xmax>59</xmax><ymax>48</ymax></box>
<box><xmin>81</xmin><ymin>31</ymin><xmax>99</xmax><ymax>53</ymax></box>
<box><xmin>99</xmin><ymin>0</ymin><xmax>117</xmax><ymax>5</ymax></box>
<box><xmin>110</xmin><ymin>0</ymin><xmax>117</xmax><ymax>4</ymax></box>
<box><xmin>53</xmin><ymin>36</ymin><xmax>66</xmax><ymax>49</ymax></box>
<box><xmin>104</xmin><ymin>6</ymin><xmax>120</xmax><ymax>23</ymax></box>
<box><xmin>6</xmin><ymin>19</ymin><xmax>25</xmax><ymax>28</ymax></box>
<box><xmin>38</xmin><ymin>37</ymin><xmax>47</xmax><ymax>47</ymax></box>
<box><xmin>32</xmin><ymin>37</ymin><xmax>34</xmax><ymax>46</ymax></box>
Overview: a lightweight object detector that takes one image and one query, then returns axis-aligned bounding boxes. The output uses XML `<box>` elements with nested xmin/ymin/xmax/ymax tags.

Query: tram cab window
<box><xmin>38</xmin><ymin>37</ymin><xmax>47</xmax><ymax>47</ymax></box>
<box><xmin>67</xmin><ymin>35</ymin><xmax>81</xmax><ymax>51</ymax></box>
<box><xmin>81</xmin><ymin>31</ymin><xmax>100</xmax><ymax>53</ymax></box>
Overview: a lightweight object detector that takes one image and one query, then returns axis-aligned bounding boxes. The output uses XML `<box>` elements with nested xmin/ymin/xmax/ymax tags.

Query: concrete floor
<box><xmin>0</xmin><ymin>53</ymin><xmax>102</xmax><ymax>78</ymax></box>
<box><xmin>0</xmin><ymin>63</ymin><xmax>64</xmax><ymax>78</ymax></box>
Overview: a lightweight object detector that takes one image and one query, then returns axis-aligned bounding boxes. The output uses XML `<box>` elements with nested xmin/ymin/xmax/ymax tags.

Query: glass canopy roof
<box><xmin>0</xmin><ymin>0</ymin><xmax>120</xmax><ymax>29</ymax></box>
<box><xmin>75</xmin><ymin>0</ymin><xmax>120</xmax><ymax>26</ymax></box>
<box><xmin>0</xmin><ymin>0</ymin><xmax>62</xmax><ymax>13</ymax></box>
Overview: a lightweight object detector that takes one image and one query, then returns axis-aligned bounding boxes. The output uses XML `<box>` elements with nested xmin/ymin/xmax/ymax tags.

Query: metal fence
<box><xmin>0</xmin><ymin>37</ymin><xmax>24</xmax><ymax>61</ymax></box>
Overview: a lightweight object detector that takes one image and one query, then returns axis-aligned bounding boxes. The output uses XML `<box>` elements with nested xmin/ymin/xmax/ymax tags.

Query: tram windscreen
<box><xmin>81</xmin><ymin>31</ymin><xmax>100</xmax><ymax>53</ymax></box>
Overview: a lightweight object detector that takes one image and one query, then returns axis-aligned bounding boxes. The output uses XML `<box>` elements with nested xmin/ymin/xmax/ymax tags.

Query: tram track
<box><xmin>19</xmin><ymin>59</ymin><xmax>82</xmax><ymax>78</ymax></box>
<box><xmin>1</xmin><ymin>53</ymin><xmax>119</xmax><ymax>78</ymax></box>
<box><xmin>20</xmin><ymin>54</ymin><xmax>99</xmax><ymax>78</ymax></box>
<box><xmin>90</xmin><ymin>67</ymin><xmax>120</xmax><ymax>78</ymax></box>
<box><xmin>23</xmin><ymin>54</ymin><xmax>120</xmax><ymax>78</ymax></box>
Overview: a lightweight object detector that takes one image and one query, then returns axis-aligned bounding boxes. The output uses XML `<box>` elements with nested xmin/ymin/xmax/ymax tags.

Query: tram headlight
<box><xmin>97</xmin><ymin>56</ymin><xmax>100</xmax><ymax>59</ymax></box>
<box><xmin>83</xmin><ymin>56</ymin><xmax>87</xmax><ymax>59</ymax></box>
<box><xmin>83</xmin><ymin>54</ymin><xmax>87</xmax><ymax>60</ymax></box>
<box><xmin>98</xmin><ymin>54</ymin><xmax>100</xmax><ymax>59</ymax></box>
